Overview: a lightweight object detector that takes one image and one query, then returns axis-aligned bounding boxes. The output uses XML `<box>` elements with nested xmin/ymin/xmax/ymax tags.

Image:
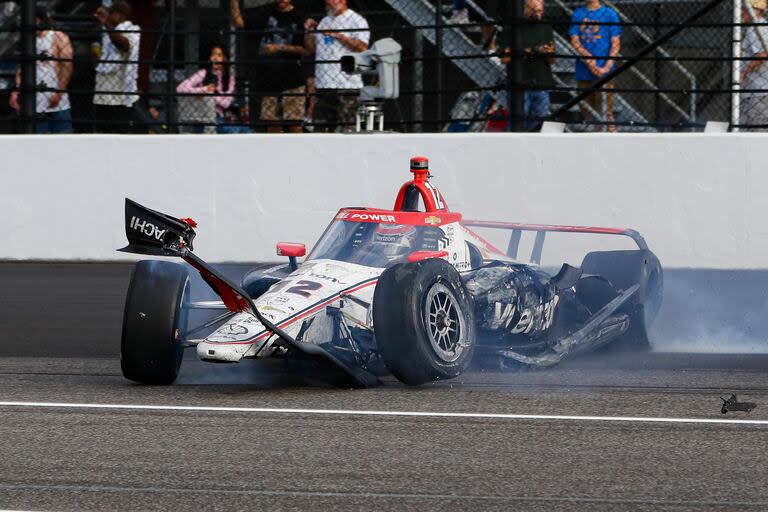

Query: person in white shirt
<box><xmin>305</xmin><ymin>0</ymin><xmax>370</xmax><ymax>132</ymax></box>
<box><xmin>9</xmin><ymin>6</ymin><xmax>73</xmax><ymax>133</ymax></box>
<box><xmin>93</xmin><ymin>1</ymin><xmax>142</xmax><ymax>133</ymax></box>
<box><xmin>741</xmin><ymin>0</ymin><xmax>768</xmax><ymax>129</ymax></box>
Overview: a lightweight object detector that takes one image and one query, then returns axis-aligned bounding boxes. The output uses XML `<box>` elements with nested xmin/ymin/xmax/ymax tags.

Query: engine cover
<box><xmin>463</xmin><ymin>263</ymin><xmax>557</xmax><ymax>337</ymax></box>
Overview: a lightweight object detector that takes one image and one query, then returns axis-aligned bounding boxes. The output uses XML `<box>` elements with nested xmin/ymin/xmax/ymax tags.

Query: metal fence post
<box><xmin>184</xmin><ymin>0</ymin><xmax>200</xmax><ymax>76</ymax></box>
<box><xmin>413</xmin><ymin>29</ymin><xmax>424</xmax><ymax>133</ymax></box>
<box><xmin>167</xmin><ymin>0</ymin><xmax>177</xmax><ymax>132</ymax></box>
<box><xmin>435</xmin><ymin>3</ymin><xmax>443</xmax><ymax>131</ymax></box>
<box><xmin>20</xmin><ymin>0</ymin><xmax>36</xmax><ymax>134</ymax></box>
<box><xmin>507</xmin><ymin>0</ymin><xmax>525</xmax><ymax>131</ymax></box>
<box><xmin>732</xmin><ymin>0</ymin><xmax>743</xmax><ymax>131</ymax></box>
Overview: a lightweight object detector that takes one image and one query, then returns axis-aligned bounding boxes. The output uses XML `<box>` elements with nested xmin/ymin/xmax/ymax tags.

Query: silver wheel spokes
<box><xmin>425</xmin><ymin>284</ymin><xmax>464</xmax><ymax>362</ymax></box>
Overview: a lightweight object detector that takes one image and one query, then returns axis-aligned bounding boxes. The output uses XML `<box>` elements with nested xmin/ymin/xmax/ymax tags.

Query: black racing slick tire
<box><xmin>581</xmin><ymin>250</ymin><xmax>663</xmax><ymax>351</ymax></box>
<box><xmin>121</xmin><ymin>260</ymin><xmax>189</xmax><ymax>385</ymax></box>
<box><xmin>373</xmin><ymin>259</ymin><xmax>475</xmax><ymax>385</ymax></box>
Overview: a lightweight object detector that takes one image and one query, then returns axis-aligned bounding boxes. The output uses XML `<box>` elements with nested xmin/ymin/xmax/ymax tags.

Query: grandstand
<box><xmin>0</xmin><ymin>0</ymin><xmax>761</xmax><ymax>132</ymax></box>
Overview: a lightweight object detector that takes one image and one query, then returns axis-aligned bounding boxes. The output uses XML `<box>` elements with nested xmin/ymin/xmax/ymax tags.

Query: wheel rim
<box><xmin>424</xmin><ymin>283</ymin><xmax>466</xmax><ymax>363</ymax></box>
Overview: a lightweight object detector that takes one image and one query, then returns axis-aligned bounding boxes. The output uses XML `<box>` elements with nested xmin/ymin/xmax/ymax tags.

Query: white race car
<box><xmin>119</xmin><ymin>156</ymin><xmax>662</xmax><ymax>387</ymax></box>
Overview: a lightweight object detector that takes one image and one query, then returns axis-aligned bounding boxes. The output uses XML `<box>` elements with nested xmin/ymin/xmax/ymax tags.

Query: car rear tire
<box><xmin>580</xmin><ymin>250</ymin><xmax>663</xmax><ymax>351</ymax></box>
<box><xmin>373</xmin><ymin>259</ymin><xmax>475</xmax><ymax>385</ymax></box>
<box><xmin>121</xmin><ymin>260</ymin><xmax>189</xmax><ymax>385</ymax></box>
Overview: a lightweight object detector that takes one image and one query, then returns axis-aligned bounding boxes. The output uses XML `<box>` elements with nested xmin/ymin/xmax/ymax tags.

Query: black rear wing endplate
<box><xmin>118</xmin><ymin>198</ymin><xmax>197</xmax><ymax>257</ymax></box>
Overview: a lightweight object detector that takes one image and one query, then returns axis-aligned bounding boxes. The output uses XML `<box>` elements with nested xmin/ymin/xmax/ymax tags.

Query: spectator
<box><xmin>92</xmin><ymin>1</ymin><xmax>142</xmax><ymax>133</ymax></box>
<box><xmin>481</xmin><ymin>0</ymin><xmax>507</xmax><ymax>61</ymax></box>
<box><xmin>9</xmin><ymin>6</ymin><xmax>73</xmax><ymax>133</ymax></box>
<box><xmin>568</xmin><ymin>0</ymin><xmax>621</xmax><ymax>132</ymax></box>
<box><xmin>305</xmin><ymin>0</ymin><xmax>370</xmax><ymax>133</ymax></box>
<box><xmin>448</xmin><ymin>1</ymin><xmax>469</xmax><ymax>25</ymax></box>
<box><xmin>231</xmin><ymin>0</ymin><xmax>309</xmax><ymax>133</ymax></box>
<box><xmin>176</xmin><ymin>45</ymin><xmax>250</xmax><ymax>134</ymax></box>
<box><xmin>500</xmin><ymin>0</ymin><xmax>556</xmax><ymax>129</ymax></box>
<box><xmin>741</xmin><ymin>0</ymin><xmax>768</xmax><ymax>129</ymax></box>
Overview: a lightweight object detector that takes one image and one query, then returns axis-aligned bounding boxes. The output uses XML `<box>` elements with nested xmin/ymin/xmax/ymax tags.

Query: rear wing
<box><xmin>462</xmin><ymin>220</ymin><xmax>648</xmax><ymax>265</ymax></box>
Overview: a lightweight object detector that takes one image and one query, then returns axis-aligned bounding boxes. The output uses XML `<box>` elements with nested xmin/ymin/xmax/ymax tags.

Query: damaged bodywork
<box><xmin>118</xmin><ymin>156</ymin><xmax>663</xmax><ymax>387</ymax></box>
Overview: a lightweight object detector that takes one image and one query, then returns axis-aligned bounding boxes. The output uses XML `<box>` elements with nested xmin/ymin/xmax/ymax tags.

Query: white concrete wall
<box><xmin>2</xmin><ymin>133</ymin><xmax>766</xmax><ymax>268</ymax></box>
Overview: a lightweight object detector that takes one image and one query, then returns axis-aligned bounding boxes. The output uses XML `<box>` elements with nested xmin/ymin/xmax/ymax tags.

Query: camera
<box><xmin>340</xmin><ymin>38</ymin><xmax>402</xmax><ymax>101</ymax></box>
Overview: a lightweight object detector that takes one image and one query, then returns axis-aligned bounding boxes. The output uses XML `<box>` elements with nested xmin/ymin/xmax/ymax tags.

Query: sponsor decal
<box><xmin>349</xmin><ymin>213</ymin><xmax>397</xmax><ymax>223</ymax></box>
<box><xmin>425</xmin><ymin>215</ymin><xmax>442</xmax><ymax>226</ymax></box>
<box><xmin>223</xmin><ymin>324</ymin><xmax>248</xmax><ymax>336</ymax></box>
<box><xmin>259</xmin><ymin>305</ymin><xmax>286</xmax><ymax>315</ymax></box>
<box><xmin>510</xmin><ymin>295</ymin><xmax>559</xmax><ymax>334</ymax></box>
<box><xmin>129</xmin><ymin>216</ymin><xmax>166</xmax><ymax>241</ymax></box>
<box><xmin>374</xmin><ymin>234</ymin><xmax>402</xmax><ymax>243</ymax></box>
<box><xmin>286</xmin><ymin>280</ymin><xmax>323</xmax><ymax>298</ymax></box>
<box><xmin>309</xmin><ymin>272</ymin><xmax>346</xmax><ymax>284</ymax></box>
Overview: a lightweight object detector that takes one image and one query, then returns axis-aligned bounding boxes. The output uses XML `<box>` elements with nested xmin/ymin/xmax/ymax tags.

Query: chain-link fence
<box><xmin>1</xmin><ymin>0</ymin><xmax>767</xmax><ymax>133</ymax></box>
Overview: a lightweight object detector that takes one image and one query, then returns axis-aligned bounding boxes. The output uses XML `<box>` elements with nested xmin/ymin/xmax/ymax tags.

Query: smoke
<box><xmin>178</xmin><ymin>263</ymin><xmax>768</xmax><ymax>388</ymax></box>
<box><xmin>649</xmin><ymin>269</ymin><xmax>768</xmax><ymax>354</ymax></box>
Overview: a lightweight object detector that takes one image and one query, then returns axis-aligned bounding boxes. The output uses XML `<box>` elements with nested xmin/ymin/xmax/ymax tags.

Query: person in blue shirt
<box><xmin>568</xmin><ymin>0</ymin><xmax>622</xmax><ymax>131</ymax></box>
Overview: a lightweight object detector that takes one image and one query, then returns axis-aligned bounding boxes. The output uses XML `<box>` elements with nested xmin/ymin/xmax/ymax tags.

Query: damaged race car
<box><xmin>119</xmin><ymin>156</ymin><xmax>662</xmax><ymax>387</ymax></box>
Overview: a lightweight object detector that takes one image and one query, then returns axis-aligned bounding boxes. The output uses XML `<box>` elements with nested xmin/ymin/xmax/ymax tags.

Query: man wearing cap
<box><xmin>9</xmin><ymin>6</ymin><xmax>73</xmax><ymax>133</ymax></box>
<box><xmin>93</xmin><ymin>0</ymin><xmax>142</xmax><ymax>133</ymax></box>
<box><xmin>741</xmin><ymin>0</ymin><xmax>768</xmax><ymax>129</ymax></box>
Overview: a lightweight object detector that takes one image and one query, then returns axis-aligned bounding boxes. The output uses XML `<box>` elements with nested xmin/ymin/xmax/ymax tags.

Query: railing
<box><xmin>0</xmin><ymin>0</ymin><xmax>765</xmax><ymax>134</ymax></box>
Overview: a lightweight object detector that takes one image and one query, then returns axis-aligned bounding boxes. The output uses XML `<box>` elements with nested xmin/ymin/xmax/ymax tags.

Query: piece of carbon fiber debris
<box><xmin>720</xmin><ymin>394</ymin><xmax>757</xmax><ymax>414</ymax></box>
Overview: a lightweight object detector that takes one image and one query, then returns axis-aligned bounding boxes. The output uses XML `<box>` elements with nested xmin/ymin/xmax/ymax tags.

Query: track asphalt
<box><xmin>1</xmin><ymin>263</ymin><xmax>766</xmax><ymax>511</ymax></box>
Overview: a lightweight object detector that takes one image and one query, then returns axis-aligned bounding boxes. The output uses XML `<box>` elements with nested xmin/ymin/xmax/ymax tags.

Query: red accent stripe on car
<box><xmin>463</xmin><ymin>220</ymin><xmax>629</xmax><ymax>235</ymax></box>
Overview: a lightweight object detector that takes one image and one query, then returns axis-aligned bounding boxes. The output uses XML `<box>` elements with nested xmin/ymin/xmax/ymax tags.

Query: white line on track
<box><xmin>0</xmin><ymin>401</ymin><xmax>766</xmax><ymax>425</ymax></box>
<box><xmin>1</xmin><ymin>483</ymin><xmax>768</xmax><ymax>507</ymax></box>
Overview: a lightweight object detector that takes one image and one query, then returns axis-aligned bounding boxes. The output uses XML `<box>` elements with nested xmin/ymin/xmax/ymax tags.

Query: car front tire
<box><xmin>373</xmin><ymin>259</ymin><xmax>475</xmax><ymax>385</ymax></box>
<box><xmin>121</xmin><ymin>260</ymin><xmax>189</xmax><ymax>385</ymax></box>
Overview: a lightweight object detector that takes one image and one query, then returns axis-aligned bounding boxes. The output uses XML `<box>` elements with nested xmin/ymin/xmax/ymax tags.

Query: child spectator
<box><xmin>177</xmin><ymin>45</ymin><xmax>250</xmax><ymax>134</ymax></box>
<box><xmin>568</xmin><ymin>0</ymin><xmax>621</xmax><ymax>131</ymax></box>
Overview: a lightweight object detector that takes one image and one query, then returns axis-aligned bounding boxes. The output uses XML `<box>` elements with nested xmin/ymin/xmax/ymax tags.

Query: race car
<box><xmin>118</xmin><ymin>156</ymin><xmax>663</xmax><ymax>387</ymax></box>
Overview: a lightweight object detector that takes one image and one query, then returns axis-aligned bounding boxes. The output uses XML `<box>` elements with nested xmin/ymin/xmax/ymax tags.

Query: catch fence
<box><xmin>1</xmin><ymin>0</ymin><xmax>764</xmax><ymax>133</ymax></box>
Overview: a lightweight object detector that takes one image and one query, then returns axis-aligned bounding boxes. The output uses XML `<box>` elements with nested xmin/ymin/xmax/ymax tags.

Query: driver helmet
<box><xmin>372</xmin><ymin>223</ymin><xmax>418</xmax><ymax>259</ymax></box>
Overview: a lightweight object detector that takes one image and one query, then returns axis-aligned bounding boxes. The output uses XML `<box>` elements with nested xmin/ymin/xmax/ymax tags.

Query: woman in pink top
<box><xmin>176</xmin><ymin>45</ymin><xmax>250</xmax><ymax>133</ymax></box>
